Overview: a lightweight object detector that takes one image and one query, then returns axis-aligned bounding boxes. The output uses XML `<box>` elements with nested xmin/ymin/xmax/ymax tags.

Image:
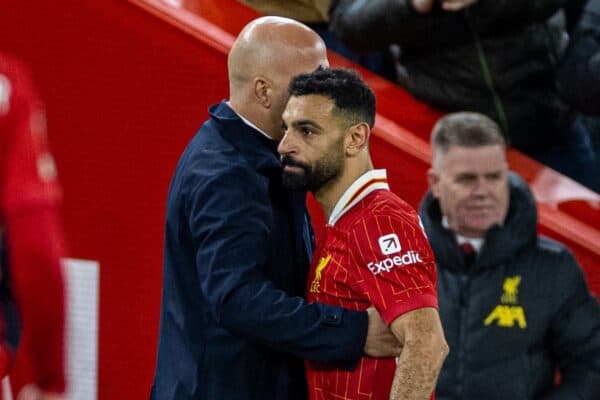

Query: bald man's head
<box><xmin>227</xmin><ymin>16</ymin><xmax>329</xmax><ymax>140</ymax></box>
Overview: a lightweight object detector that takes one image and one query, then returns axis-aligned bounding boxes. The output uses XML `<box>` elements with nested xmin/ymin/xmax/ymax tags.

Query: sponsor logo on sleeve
<box><xmin>378</xmin><ymin>233</ymin><xmax>401</xmax><ymax>255</ymax></box>
<box><xmin>368</xmin><ymin>233</ymin><xmax>422</xmax><ymax>275</ymax></box>
<box><xmin>367</xmin><ymin>251</ymin><xmax>423</xmax><ymax>275</ymax></box>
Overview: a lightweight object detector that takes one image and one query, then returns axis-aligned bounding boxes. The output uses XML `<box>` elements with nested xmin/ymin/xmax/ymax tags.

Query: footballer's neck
<box><xmin>315</xmin><ymin>156</ymin><xmax>373</xmax><ymax>222</ymax></box>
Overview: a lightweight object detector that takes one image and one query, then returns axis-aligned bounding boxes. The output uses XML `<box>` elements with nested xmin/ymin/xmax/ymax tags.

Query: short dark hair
<box><xmin>288</xmin><ymin>68</ymin><xmax>376</xmax><ymax>128</ymax></box>
<box><xmin>431</xmin><ymin>112</ymin><xmax>505</xmax><ymax>159</ymax></box>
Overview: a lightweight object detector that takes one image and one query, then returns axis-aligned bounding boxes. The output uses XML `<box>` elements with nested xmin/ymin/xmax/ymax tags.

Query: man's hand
<box><xmin>364</xmin><ymin>307</ymin><xmax>401</xmax><ymax>357</ymax></box>
<box><xmin>411</xmin><ymin>0</ymin><xmax>435</xmax><ymax>14</ymax></box>
<box><xmin>440</xmin><ymin>0</ymin><xmax>478</xmax><ymax>12</ymax></box>
<box><xmin>412</xmin><ymin>0</ymin><xmax>478</xmax><ymax>13</ymax></box>
<box><xmin>17</xmin><ymin>385</ymin><xmax>68</xmax><ymax>400</ymax></box>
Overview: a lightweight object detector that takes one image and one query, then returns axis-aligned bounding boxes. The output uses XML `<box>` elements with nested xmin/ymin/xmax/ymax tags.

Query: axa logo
<box><xmin>367</xmin><ymin>251</ymin><xmax>423</xmax><ymax>275</ymax></box>
<box><xmin>484</xmin><ymin>275</ymin><xmax>527</xmax><ymax>329</ymax></box>
<box><xmin>310</xmin><ymin>254</ymin><xmax>331</xmax><ymax>293</ymax></box>
<box><xmin>378</xmin><ymin>233</ymin><xmax>401</xmax><ymax>255</ymax></box>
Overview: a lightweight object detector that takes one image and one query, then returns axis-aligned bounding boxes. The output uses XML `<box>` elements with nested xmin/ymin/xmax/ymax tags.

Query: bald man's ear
<box><xmin>427</xmin><ymin>168</ymin><xmax>440</xmax><ymax>198</ymax></box>
<box><xmin>345</xmin><ymin>123</ymin><xmax>370</xmax><ymax>157</ymax></box>
<box><xmin>253</xmin><ymin>77</ymin><xmax>272</xmax><ymax>108</ymax></box>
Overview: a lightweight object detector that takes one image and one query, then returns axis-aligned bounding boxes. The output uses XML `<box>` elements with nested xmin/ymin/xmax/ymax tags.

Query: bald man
<box><xmin>150</xmin><ymin>17</ymin><xmax>398</xmax><ymax>400</ymax></box>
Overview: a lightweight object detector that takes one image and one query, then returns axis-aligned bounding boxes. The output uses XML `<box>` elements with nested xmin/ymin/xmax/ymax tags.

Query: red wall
<box><xmin>0</xmin><ymin>1</ymin><xmax>233</xmax><ymax>397</ymax></box>
<box><xmin>0</xmin><ymin>1</ymin><xmax>597</xmax><ymax>399</ymax></box>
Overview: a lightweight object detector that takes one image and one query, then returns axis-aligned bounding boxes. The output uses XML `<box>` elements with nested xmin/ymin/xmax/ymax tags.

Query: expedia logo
<box><xmin>367</xmin><ymin>251</ymin><xmax>423</xmax><ymax>275</ymax></box>
<box><xmin>378</xmin><ymin>233</ymin><xmax>401</xmax><ymax>255</ymax></box>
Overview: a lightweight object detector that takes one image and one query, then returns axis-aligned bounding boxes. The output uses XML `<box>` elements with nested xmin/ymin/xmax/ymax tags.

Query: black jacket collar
<box><xmin>209</xmin><ymin>101</ymin><xmax>280</xmax><ymax>172</ymax></box>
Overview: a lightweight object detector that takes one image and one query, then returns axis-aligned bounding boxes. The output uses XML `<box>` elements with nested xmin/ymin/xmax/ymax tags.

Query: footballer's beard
<box><xmin>281</xmin><ymin>151</ymin><xmax>344</xmax><ymax>193</ymax></box>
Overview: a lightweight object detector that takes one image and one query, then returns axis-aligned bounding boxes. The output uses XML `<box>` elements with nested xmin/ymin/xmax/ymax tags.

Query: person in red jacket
<box><xmin>0</xmin><ymin>52</ymin><xmax>67</xmax><ymax>400</ymax></box>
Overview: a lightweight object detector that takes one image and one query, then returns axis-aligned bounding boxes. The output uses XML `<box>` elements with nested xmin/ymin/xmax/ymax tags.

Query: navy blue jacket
<box><xmin>419</xmin><ymin>173</ymin><xmax>600</xmax><ymax>400</ymax></box>
<box><xmin>151</xmin><ymin>102</ymin><xmax>368</xmax><ymax>400</ymax></box>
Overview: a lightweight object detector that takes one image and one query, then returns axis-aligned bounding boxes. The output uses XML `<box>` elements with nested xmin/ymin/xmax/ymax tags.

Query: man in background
<box><xmin>0</xmin><ymin>52</ymin><xmax>67</xmax><ymax>400</ymax></box>
<box><xmin>420</xmin><ymin>111</ymin><xmax>600</xmax><ymax>399</ymax></box>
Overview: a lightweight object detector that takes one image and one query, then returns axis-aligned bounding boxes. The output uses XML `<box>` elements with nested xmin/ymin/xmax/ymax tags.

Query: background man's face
<box><xmin>430</xmin><ymin>144</ymin><xmax>510</xmax><ymax>238</ymax></box>
<box><xmin>278</xmin><ymin>94</ymin><xmax>346</xmax><ymax>192</ymax></box>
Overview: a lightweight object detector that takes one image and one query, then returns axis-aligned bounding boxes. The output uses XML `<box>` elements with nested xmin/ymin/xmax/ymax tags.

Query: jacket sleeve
<box><xmin>187</xmin><ymin>164</ymin><xmax>367</xmax><ymax>365</ymax></box>
<box><xmin>542</xmin><ymin>250</ymin><xmax>600</xmax><ymax>400</ymax></box>
<box><xmin>329</xmin><ymin>0</ymin><xmax>472</xmax><ymax>51</ymax></box>
<box><xmin>329</xmin><ymin>0</ymin><xmax>566</xmax><ymax>52</ymax></box>
<box><xmin>556</xmin><ymin>2</ymin><xmax>600</xmax><ymax>115</ymax></box>
<box><xmin>469</xmin><ymin>0</ymin><xmax>568</xmax><ymax>31</ymax></box>
<box><xmin>6</xmin><ymin>207</ymin><xmax>66</xmax><ymax>394</ymax></box>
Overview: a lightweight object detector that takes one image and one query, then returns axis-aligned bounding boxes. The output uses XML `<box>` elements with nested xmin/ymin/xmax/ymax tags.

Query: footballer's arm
<box><xmin>389</xmin><ymin>307</ymin><xmax>448</xmax><ymax>400</ymax></box>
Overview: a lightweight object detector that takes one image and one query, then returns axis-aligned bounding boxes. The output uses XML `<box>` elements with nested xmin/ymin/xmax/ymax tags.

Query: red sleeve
<box><xmin>349</xmin><ymin>211</ymin><xmax>438</xmax><ymax>325</ymax></box>
<box><xmin>0</xmin><ymin>55</ymin><xmax>61</xmax><ymax>215</ymax></box>
<box><xmin>0</xmin><ymin>54</ymin><xmax>66</xmax><ymax>393</ymax></box>
<box><xmin>6</xmin><ymin>207</ymin><xmax>66</xmax><ymax>394</ymax></box>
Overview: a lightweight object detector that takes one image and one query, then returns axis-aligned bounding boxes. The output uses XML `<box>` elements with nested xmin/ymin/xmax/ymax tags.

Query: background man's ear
<box><xmin>427</xmin><ymin>168</ymin><xmax>440</xmax><ymax>197</ymax></box>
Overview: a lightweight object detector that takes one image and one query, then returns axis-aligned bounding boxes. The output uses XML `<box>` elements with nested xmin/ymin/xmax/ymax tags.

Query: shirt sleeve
<box><xmin>546</xmin><ymin>249</ymin><xmax>600</xmax><ymax>398</ymax></box>
<box><xmin>0</xmin><ymin>58</ymin><xmax>61</xmax><ymax>215</ymax></box>
<box><xmin>0</xmin><ymin>56</ymin><xmax>66</xmax><ymax>394</ymax></box>
<box><xmin>6</xmin><ymin>208</ymin><xmax>66</xmax><ymax>394</ymax></box>
<box><xmin>348</xmin><ymin>210</ymin><xmax>438</xmax><ymax>325</ymax></box>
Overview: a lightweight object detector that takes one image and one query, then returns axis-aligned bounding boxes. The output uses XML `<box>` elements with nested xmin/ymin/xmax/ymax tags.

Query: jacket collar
<box><xmin>208</xmin><ymin>101</ymin><xmax>280</xmax><ymax>171</ymax></box>
<box><xmin>419</xmin><ymin>172</ymin><xmax>538</xmax><ymax>271</ymax></box>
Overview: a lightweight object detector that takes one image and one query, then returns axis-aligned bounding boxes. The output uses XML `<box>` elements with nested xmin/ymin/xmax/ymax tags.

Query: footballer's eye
<box><xmin>301</xmin><ymin>127</ymin><xmax>313</xmax><ymax>136</ymax></box>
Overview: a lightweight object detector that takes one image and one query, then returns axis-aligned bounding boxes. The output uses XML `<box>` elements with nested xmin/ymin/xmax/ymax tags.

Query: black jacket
<box><xmin>557</xmin><ymin>0</ymin><xmax>600</xmax><ymax>115</ymax></box>
<box><xmin>330</xmin><ymin>0</ymin><xmax>569</xmax><ymax>151</ymax></box>
<box><xmin>151</xmin><ymin>102</ymin><xmax>367</xmax><ymax>400</ymax></box>
<box><xmin>419</xmin><ymin>173</ymin><xmax>600</xmax><ymax>399</ymax></box>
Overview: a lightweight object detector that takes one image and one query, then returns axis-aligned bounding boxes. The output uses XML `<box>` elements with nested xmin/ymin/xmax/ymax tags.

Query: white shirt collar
<box><xmin>328</xmin><ymin>169</ymin><xmax>390</xmax><ymax>226</ymax></box>
<box><xmin>227</xmin><ymin>101</ymin><xmax>274</xmax><ymax>140</ymax></box>
<box><xmin>441</xmin><ymin>217</ymin><xmax>484</xmax><ymax>253</ymax></box>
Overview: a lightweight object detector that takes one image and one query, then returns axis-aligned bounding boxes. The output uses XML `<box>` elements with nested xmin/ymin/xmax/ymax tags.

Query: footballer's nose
<box><xmin>277</xmin><ymin>130</ymin><xmax>296</xmax><ymax>156</ymax></box>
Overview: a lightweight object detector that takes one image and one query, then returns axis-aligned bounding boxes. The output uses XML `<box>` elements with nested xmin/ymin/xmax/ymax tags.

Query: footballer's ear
<box><xmin>346</xmin><ymin>122</ymin><xmax>370</xmax><ymax>157</ymax></box>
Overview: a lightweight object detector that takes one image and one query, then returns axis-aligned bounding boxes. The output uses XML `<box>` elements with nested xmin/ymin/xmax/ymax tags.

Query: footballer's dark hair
<box><xmin>288</xmin><ymin>67</ymin><xmax>376</xmax><ymax>128</ymax></box>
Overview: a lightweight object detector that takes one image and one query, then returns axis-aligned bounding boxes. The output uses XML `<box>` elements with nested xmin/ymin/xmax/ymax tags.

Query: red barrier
<box><xmin>0</xmin><ymin>0</ymin><xmax>597</xmax><ymax>398</ymax></box>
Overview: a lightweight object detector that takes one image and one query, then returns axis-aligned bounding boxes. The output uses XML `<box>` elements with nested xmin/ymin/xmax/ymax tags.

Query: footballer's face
<box><xmin>278</xmin><ymin>94</ymin><xmax>346</xmax><ymax>192</ymax></box>
<box><xmin>428</xmin><ymin>144</ymin><xmax>510</xmax><ymax>238</ymax></box>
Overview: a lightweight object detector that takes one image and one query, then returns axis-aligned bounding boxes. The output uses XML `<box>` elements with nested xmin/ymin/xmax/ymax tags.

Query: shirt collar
<box><xmin>441</xmin><ymin>217</ymin><xmax>484</xmax><ymax>253</ymax></box>
<box><xmin>227</xmin><ymin>101</ymin><xmax>274</xmax><ymax>140</ymax></box>
<box><xmin>209</xmin><ymin>101</ymin><xmax>280</xmax><ymax>171</ymax></box>
<box><xmin>328</xmin><ymin>169</ymin><xmax>389</xmax><ymax>226</ymax></box>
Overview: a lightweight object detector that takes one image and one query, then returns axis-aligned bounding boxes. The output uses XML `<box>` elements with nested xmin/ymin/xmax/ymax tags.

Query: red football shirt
<box><xmin>0</xmin><ymin>53</ymin><xmax>66</xmax><ymax>395</ymax></box>
<box><xmin>0</xmin><ymin>54</ymin><xmax>61</xmax><ymax>214</ymax></box>
<box><xmin>306</xmin><ymin>169</ymin><xmax>438</xmax><ymax>400</ymax></box>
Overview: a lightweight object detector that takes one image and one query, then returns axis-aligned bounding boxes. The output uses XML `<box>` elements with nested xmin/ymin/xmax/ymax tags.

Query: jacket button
<box><xmin>323</xmin><ymin>314</ymin><xmax>340</xmax><ymax>325</ymax></box>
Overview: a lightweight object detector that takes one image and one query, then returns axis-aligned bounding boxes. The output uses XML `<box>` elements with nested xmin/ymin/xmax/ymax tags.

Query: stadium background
<box><xmin>0</xmin><ymin>0</ymin><xmax>597</xmax><ymax>398</ymax></box>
